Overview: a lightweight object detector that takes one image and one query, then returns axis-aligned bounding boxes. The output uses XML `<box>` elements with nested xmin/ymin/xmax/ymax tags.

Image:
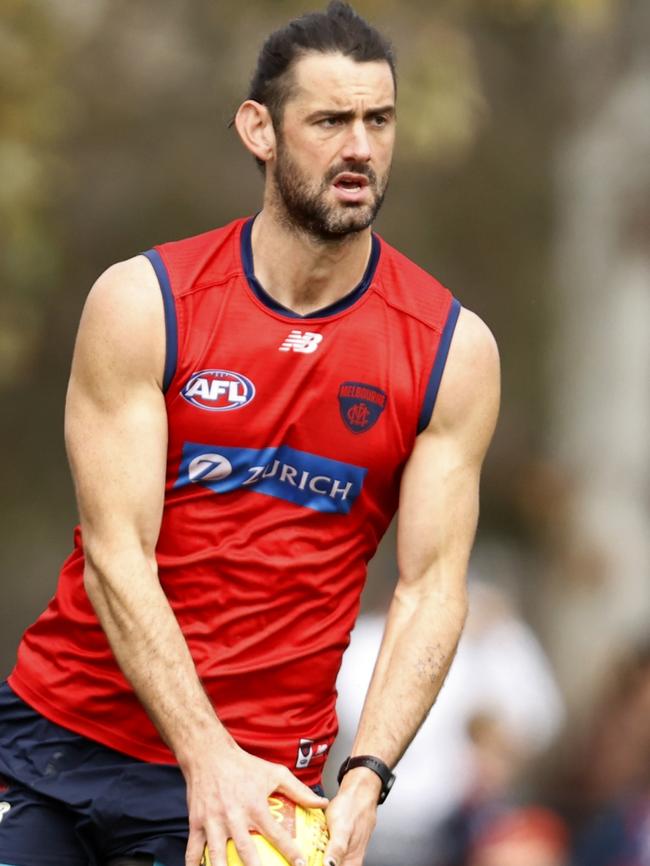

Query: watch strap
<box><xmin>337</xmin><ymin>755</ymin><xmax>396</xmax><ymax>804</ymax></box>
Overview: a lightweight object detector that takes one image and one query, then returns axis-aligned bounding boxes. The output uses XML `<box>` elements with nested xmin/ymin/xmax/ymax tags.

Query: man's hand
<box><xmin>323</xmin><ymin>770</ymin><xmax>382</xmax><ymax>866</ymax></box>
<box><xmin>184</xmin><ymin>741</ymin><xmax>328</xmax><ymax>866</ymax></box>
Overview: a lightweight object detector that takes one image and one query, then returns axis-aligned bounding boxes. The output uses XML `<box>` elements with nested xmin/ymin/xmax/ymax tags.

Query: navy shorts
<box><xmin>0</xmin><ymin>682</ymin><xmax>187</xmax><ymax>866</ymax></box>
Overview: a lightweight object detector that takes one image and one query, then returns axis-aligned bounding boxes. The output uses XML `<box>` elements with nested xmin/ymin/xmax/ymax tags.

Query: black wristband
<box><xmin>337</xmin><ymin>755</ymin><xmax>396</xmax><ymax>804</ymax></box>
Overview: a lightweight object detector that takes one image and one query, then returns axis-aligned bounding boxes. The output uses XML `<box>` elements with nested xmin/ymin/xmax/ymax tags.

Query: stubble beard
<box><xmin>272</xmin><ymin>139</ymin><xmax>390</xmax><ymax>243</ymax></box>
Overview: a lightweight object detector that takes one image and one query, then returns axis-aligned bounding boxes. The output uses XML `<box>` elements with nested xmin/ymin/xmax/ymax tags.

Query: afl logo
<box><xmin>181</xmin><ymin>370</ymin><xmax>255</xmax><ymax>412</ymax></box>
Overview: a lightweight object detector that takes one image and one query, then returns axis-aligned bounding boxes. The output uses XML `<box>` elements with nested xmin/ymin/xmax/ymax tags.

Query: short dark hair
<box><xmin>248</xmin><ymin>1</ymin><xmax>396</xmax><ymax>126</ymax></box>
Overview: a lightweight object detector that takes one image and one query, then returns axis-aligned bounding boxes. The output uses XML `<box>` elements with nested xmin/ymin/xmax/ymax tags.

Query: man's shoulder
<box><xmin>154</xmin><ymin>216</ymin><xmax>246</xmax><ymax>255</ymax></box>
<box><xmin>374</xmin><ymin>234</ymin><xmax>455</xmax><ymax>333</ymax></box>
<box><xmin>151</xmin><ymin>216</ymin><xmax>249</xmax><ymax>293</ymax></box>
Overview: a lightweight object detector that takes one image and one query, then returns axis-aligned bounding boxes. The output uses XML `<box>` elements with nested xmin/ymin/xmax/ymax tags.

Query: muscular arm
<box><xmin>67</xmin><ymin>255</ymin><xmax>216</xmax><ymax>773</ymax></box>
<box><xmin>66</xmin><ymin>259</ymin><xmax>325</xmax><ymax>866</ymax></box>
<box><xmin>325</xmin><ymin>308</ymin><xmax>500</xmax><ymax>866</ymax></box>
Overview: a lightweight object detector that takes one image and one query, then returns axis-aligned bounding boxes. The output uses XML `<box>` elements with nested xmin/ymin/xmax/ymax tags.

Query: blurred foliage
<box><xmin>0</xmin><ymin>0</ymin><xmax>622</xmax><ymax>383</ymax></box>
<box><xmin>0</xmin><ymin>2</ymin><xmax>70</xmax><ymax>384</ymax></box>
<box><xmin>0</xmin><ymin>0</ymin><xmax>644</xmax><ymax>663</ymax></box>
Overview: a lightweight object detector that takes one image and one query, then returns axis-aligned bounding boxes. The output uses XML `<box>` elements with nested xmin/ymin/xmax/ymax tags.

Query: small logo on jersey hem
<box><xmin>181</xmin><ymin>370</ymin><xmax>255</xmax><ymax>412</ymax></box>
<box><xmin>0</xmin><ymin>801</ymin><xmax>11</xmax><ymax>824</ymax></box>
<box><xmin>338</xmin><ymin>381</ymin><xmax>387</xmax><ymax>433</ymax></box>
<box><xmin>295</xmin><ymin>738</ymin><xmax>329</xmax><ymax>769</ymax></box>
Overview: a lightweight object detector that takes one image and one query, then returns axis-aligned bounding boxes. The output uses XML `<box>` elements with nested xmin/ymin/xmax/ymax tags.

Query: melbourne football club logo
<box><xmin>181</xmin><ymin>370</ymin><xmax>255</xmax><ymax>411</ymax></box>
<box><xmin>338</xmin><ymin>381</ymin><xmax>387</xmax><ymax>433</ymax></box>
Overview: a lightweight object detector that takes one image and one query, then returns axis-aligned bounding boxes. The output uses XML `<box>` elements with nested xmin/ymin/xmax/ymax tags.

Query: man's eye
<box><xmin>319</xmin><ymin>117</ymin><xmax>342</xmax><ymax>127</ymax></box>
<box><xmin>371</xmin><ymin>115</ymin><xmax>388</xmax><ymax>127</ymax></box>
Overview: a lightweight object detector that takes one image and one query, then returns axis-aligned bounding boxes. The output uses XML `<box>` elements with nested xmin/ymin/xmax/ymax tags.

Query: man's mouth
<box><xmin>333</xmin><ymin>173</ymin><xmax>370</xmax><ymax>192</ymax></box>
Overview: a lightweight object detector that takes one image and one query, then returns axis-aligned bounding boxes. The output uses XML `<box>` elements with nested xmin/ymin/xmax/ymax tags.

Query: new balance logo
<box><xmin>279</xmin><ymin>331</ymin><xmax>323</xmax><ymax>354</ymax></box>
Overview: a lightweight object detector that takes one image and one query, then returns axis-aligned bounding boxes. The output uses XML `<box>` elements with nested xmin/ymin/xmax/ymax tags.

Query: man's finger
<box><xmin>186</xmin><ymin>825</ymin><xmax>208</xmax><ymax>866</ymax></box>
<box><xmin>202</xmin><ymin>824</ymin><xmax>228</xmax><ymax>866</ymax></box>
<box><xmin>229</xmin><ymin>821</ymin><xmax>264</xmax><ymax>866</ymax></box>
<box><xmin>257</xmin><ymin>813</ymin><xmax>306</xmax><ymax>866</ymax></box>
<box><xmin>276</xmin><ymin>769</ymin><xmax>329</xmax><ymax>809</ymax></box>
<box><xmin>322</xmin><ymin>841</ymin><xmax>346</xmax><ymax>866</ymax></box>
<box><xmin>323</xmin><ymin>825</ymin><xmax>350</xmax><ymax>866</ymax></box>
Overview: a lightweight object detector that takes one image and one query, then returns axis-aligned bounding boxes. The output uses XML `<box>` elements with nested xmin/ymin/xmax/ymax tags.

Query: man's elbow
<box><xmin>82</xmin><ymin>542</ymin><xmax>117</xmax><ymax>613</ymax></box>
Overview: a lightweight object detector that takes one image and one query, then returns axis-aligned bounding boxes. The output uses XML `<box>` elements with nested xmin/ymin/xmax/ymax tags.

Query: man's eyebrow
<box><xmin>305</xmin><ymin>105</ymin><xmax>396</xmax><ymax>122</ymax></box>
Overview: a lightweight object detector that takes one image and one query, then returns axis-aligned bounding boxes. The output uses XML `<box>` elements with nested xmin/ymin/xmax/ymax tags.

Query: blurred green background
<box><xmin>1</xmin><ymin>0</ymin><xmax>648</xmax><ymax>803</ymax></box>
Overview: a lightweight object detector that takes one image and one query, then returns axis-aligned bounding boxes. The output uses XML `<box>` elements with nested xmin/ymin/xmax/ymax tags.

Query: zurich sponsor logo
<box><xmin>188</xmin><ymin>453</ymin><xmax>233</xmax><ymax>483</ymax></box>
<box><xmin>181</xmin><ymin>370</ymin><xmax>255</xmax><ymax>412</ymax></box>
<box><xmin>175</xmin><ymin>442</ymin><xmax>367</xmax><ymax>514</ymax></box>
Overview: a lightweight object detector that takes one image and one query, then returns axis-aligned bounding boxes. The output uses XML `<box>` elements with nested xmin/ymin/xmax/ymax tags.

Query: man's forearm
<box><xmin>83</xmin><ymin>545</ymin><xmax>233</xmax><ymax>769</ymax></box>
<box><xmin>349</xmin><ymin>577</ymin><xmax>468</xmax><ymax>768</ymax></box>
<box><xmin>323</xmin><ymin>577</ymin><xmax>467</xmax><ymax>866</ymax></box>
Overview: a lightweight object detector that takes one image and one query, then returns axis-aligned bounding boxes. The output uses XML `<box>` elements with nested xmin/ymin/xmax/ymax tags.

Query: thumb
<box><xmin>323</xmin><ymin>832</ymin><xmax>348</xmax><ymax>866</ymax></box>
<box><xmin>277</xmin><ymin>771</ymin><xmax>329</xmax><ymax>810</ymax></box>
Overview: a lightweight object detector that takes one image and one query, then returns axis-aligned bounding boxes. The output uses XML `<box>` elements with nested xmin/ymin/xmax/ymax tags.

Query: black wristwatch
<box><xmin>337</xmin><ymin>755</ymin><xmax>396</xmax><ymax>804</ymax></box>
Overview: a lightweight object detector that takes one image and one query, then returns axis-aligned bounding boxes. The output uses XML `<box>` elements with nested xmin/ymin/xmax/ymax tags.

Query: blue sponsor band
<box><xmin>175</xmin><ymin>443</ymin><xmax>367</xmax><ymax>514</ymax></box>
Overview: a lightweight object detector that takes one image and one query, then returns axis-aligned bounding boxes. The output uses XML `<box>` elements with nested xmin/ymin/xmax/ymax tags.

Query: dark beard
<box><xmin>273</xmin><ymin>142</ymin><xmax>388</xmax><ymax>242</ymax></box>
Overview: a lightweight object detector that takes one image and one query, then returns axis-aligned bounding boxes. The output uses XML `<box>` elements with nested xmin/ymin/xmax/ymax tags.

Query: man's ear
<box><xmin>235</xmin><ymin>100</ymin><xmax>277</xmax><ymax>166</ymax></box>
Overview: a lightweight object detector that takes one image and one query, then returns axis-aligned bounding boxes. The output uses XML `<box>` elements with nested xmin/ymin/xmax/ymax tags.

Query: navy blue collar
<box><xmin>240</xmin><ymin>216</ymin><xmax>380</xmax><ymax>320</ymax></box>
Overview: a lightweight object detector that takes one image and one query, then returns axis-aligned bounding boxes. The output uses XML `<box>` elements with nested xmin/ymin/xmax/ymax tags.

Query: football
<box><xmin>202</xmin><ymin>793</ymin><xmax>329</xmax><ymax>866</ymax></box>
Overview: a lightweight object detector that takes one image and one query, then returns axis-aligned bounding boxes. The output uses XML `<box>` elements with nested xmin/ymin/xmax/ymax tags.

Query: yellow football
<box><xmin>201</xmin><ymin>794</ymin><xmax>328</xmax><ymax>866</ymax></box>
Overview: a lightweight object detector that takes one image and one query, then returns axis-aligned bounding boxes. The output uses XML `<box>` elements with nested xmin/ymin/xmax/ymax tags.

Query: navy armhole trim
<box><xmin>417</xmin><ymin>298</ymin><xmax>462</xmax><ymax>434</ymax></box>
<box><xmin>241</xmin><ymin>216</ymin><xmax>381</xmax><ymax>319</ymax></box>
<box><xmin>142</xmin><ymin>249</ymin><xmax>178</xmax><ymax>392</ymax></box>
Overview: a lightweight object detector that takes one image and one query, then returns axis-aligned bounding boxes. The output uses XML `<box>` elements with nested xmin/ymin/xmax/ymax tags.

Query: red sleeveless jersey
<box><xmin>10</xmin><ymin>217</ymin><xmax>460</xmax><ymax>784</ymax></box>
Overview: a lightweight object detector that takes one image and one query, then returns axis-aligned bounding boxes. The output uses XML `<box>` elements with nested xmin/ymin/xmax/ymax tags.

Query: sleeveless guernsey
<box><xmin>10</xmin><ymin>217</ymin><xmax>461</xmax><ymax>785</ymax></box>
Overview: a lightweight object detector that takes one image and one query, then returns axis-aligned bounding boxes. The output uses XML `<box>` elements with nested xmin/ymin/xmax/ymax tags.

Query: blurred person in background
<box><xmin>0</xmin><ymin>3</ymin><xmax>500</xmax><ymax>866</ymax></box>
<box><xmin>562</xmin><ymin>641</ymin><xmax>650</xmax><ymax>866</ymax></box>
<box><xmin>466</xmin><ymin>806</ymin><xmax>569</xmax><ymax>866</ymax></box>
<box><xmin>335</xmin><ymin>572</ymin><xmax>564</xmax><ymax>866</ymax></box>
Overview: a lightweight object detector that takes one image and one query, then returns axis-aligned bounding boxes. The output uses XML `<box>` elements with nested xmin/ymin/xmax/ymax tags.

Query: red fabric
<box><xmin>11</xmin><ymin>217</ymin><xmax>454</xmax><ymax>784</ymax></box>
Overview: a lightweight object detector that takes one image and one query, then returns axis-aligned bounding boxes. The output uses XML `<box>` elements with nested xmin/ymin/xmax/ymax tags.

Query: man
<box><xmin>0</xmin><ymin>3</ymin><xmax>500</xmax><ymax>866</ymax></box>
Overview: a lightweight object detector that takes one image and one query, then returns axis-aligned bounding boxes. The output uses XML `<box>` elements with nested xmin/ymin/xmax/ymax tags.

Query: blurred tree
<box><xmin>541</xmin><ymin>0</ymin><xmax>650</xmax><ymax>721</ymax></box>
<box><xmin>0</xmin><ymin>1</ymin><xmax>72</xmax><ymax>385</ymax></box>
<box><xmin>1</xmin><ymin>0</ymin><xmax>647</xmax><ymax>730</ymax></box>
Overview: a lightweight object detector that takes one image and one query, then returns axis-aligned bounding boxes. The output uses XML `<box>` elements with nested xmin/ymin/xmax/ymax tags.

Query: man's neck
<box><xmin>250</xmin><ymin>208</ymin><xmax>373</xmax><ymax>317</ymax></box>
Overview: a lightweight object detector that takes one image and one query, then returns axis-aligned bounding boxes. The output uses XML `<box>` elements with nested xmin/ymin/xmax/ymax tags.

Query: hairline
<box><xmin>267</xmin><ymin>49</ymin><xmax>397</xmax><ymax>128</ymax></box>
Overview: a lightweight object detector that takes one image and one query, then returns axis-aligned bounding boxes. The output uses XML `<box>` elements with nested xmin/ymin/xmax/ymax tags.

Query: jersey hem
<box><xmin>7</xmin><ymin>672</ymin><xmax>177</xmax><ymax>765</ymax></box>
<box><xmin>7</xmin><ymin>673</ymin><xmax>325</xmax><ymax>785</ymax></box>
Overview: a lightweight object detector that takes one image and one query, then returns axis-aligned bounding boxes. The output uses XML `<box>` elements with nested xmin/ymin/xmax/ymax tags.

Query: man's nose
<box><xmin>341</xmin><ymin>120</ymin><xmax>371</xmax><ymax>162</ymax></box>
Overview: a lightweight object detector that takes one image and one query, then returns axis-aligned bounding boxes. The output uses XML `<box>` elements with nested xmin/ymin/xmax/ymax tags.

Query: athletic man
<box><xmin>0</xmin><ymin>4</ymin><xmax>500</xmax><ymax>866</ymax></box>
